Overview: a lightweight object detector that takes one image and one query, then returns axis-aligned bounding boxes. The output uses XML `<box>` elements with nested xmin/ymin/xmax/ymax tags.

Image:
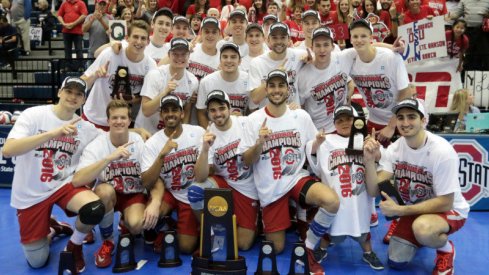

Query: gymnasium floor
<box><xmin>0</xmin><ymin>188</ymin><xmax>485</xmax><ymax>274</ymax></box>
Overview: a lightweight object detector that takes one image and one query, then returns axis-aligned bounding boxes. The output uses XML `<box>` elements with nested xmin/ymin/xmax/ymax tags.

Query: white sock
<box><xmin>70</xmin><ymin>229</ymin><xmax>87</xmax><ymax>245</ymax></box>
<box><xmin>297</xmin><ymin>206</ymin><xmax>307</xmax><ymax>222</ymax></box>
<box><xmin>437</xmin><ymin>241</ymin><xmax>452</xmax><ymax>253</ymax></box>
<box><xmin>99</xmin><ymin>210</ymin><xmax>114</xmax><ymax>239</ymax></box>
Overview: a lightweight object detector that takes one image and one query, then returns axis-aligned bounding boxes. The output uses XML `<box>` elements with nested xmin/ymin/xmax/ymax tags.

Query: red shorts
<box><xmin>262</xmin><ymin>176</ymin><xmax>318</xmax><ymax>233</ymax></box>
<box><xmin>393</xmin><ymin>210</ymin><xmax>467</xmax><ymax>247</ymax></box>
<box><xmin>162</xmin><ymin>191</ymin><xmax>199</xmax><ymax>236</ymax></box>
<box><xmin>114</xmin><ymin>193</ymin><xmax>147</xmax><ymax>213</ymax></box>
<box><xmin>17</xmin><ymin>184</ymin><xmax>89</xmax><ymax>244</ymax></box>
<box><xmin>367</xmin><ymin>120</ymin><xmax>399</xmax><ymax>148</ymax></box>
<box><xmin>81</xmin><ymin>113</ymin><xmax>109</xmax><ymax>132</ymax></box>
<box><xmin>213</xmin><ymin>175</ymin><xmax>259</xmax><ymax>231</ymax></box>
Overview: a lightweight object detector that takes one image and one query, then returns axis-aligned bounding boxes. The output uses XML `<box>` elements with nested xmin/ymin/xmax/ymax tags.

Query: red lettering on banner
<box><xmin>415</xmin><ymin>86</ymin><xmax>426</xmax><ymax>100</ymax></box>
<box><xmin>408</xmin><ymin>72</ymin><xmax>452</xmax><ymax>108</ymax></box>
<box><xmin>415</xmin><ymin>72</ymin><xmax>451</xmax><ymax>82</ymax></box>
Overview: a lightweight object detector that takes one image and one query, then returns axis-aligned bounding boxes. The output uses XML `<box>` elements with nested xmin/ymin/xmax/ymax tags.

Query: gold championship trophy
<box><xmin>345</xmin><ymin>110</ymin><xmax>367</xmax><ymax>155</ymax></box>
<box><xmin>112</xmin><ymin>66</ymin><xmax>133</xmax><ymax>100</ymax></box>
<box><xmin>191</xmin><ymin>188</ymin><xmax>247</xmax><ymax>274</ymax></box>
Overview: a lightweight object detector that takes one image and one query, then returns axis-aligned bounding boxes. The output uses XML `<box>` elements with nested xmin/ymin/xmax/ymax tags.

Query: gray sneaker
<box><xmin>313</xmin><ymin>246</ymin><xmax>328</xmax><ymax>263</ymax></box>
<box><xmin>363</xmin><ymin>251</ymin><xmax>384</xmax><ymax>270</ymax></box>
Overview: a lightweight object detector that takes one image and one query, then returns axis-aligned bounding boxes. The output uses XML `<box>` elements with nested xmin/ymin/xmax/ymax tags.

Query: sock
<box><xmin>70</xmin><ymin>229</ymin><xmax>87</xmax><ymax>245</ymax></box>
<box><xmin>305</xmin><ymin>208</ymin><xmax>336</xmax><ymax>250</ymax></box>
<box><xmin>99</xmin><ymin>210</ymin><xmax>114</xmax><ymax>240</ymax></box>
<box><xmin>437</xmin><ymin>241</ymin><xmax>452</xmax><ymax>253</ymax></box>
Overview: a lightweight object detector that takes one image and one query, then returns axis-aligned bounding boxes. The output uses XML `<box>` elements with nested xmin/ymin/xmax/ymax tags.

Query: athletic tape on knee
<box><xmin>79</xmin><ymin>200</ymin><xmax>105</xmax><ymax>225</ymax></box>
<box><xmin>388</xmin><ymin>236</ymin><xmax>418</xmax><ymax>269</ymax></box>
<box><xmin>22</xmin><ymin>239</ymin><xmax>50</xmax><ymax>268</ymax></box>
<box><xmin>188</xmin><ymin>179</ymin><xmax>219</xmax><ymax>210</ymax></box>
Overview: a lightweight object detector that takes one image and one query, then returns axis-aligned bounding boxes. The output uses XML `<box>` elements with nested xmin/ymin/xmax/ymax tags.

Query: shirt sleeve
<box><xmin>6</xmin><ymin>108</ymin><xmax>35</xmax><ymax>139</ymax></box>
<box><xmin>394</xmin><ymin>53</ymin><xmax>409</xmax><ymax>92</ymax></box>
<box><xmin>141</xmin><ymin>69</ymin><xmax>165</xmax><ymax>99</ymax></box>
<box><xmin>195</xmin><ymin>76</ymin><xmax>208</xmax><ymax>110</ymax></box>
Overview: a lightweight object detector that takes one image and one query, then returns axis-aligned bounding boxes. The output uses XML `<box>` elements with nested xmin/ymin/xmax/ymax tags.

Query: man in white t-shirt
<box><xmin>144</xmin><ymin>8</ymin><xmax>173</xmax><ymax>63</ymax></box>
<box><xmin>188</xmin><ymin>17</ymin><xmax>221</xmax><ymax>81</ymax></box>
<box><xmin>240</xmin><ymin>70</ymin><xmax>340</xmax><ymax>274</ymax></box>
<box><xmin>348</xmin><ymin>19</ymin><xmax>411</xmax><ymax>146</ymax></box>
<box><xmin>196</xmin><ymin>42</ymin><xmax>251</xmax><ymax>128</ymax></box>
<box><xmin>217</xmin><ymin>9</ymin><xmax>249</xmax><ymax>56</ymax></box>
<box><xmin>240</xmin><ymin>23</ymin><xmax>268</xmax><ymax>74</ymax></box>
<box><xmin>136</xmin><ymin>37</ymin><xmax>199</xmax><ymax>134</ymax></box>
<box><xmin>295</xmin><ymin>10</ymin><xmax>341</xmax><ymax>53</ymax></box>
<box><xmin>73</xmin><ymin>100</ymin><xmax>150</xmax><ymax>268</ymax></box>
<box><xmin>297</xmin><ymin>27</ymin><xmax>355</xmax><ymax>133</ymax></box>
<box><xmin>248</xmin><ymin>22</ymin><xmax>307</xmax><ymax>107</ymax></box>
<box><xmin>2</xmin><ymin>77</ymin><xmax>104</xmax><ymax>273</ymax></box>
<box><xmin>81</xmin><ymin>20</ymin><xmax>157</xmax><ymax>130</ymax></box>
<box><xmin>141</xmin><ymin>95</ymin><xmax>205</xmax><ymax>254</ymax></box>
<box><xmin>363</xmin><ymin>99</ymin><xmax>470</xmax><ymax>275</ymax></box>
<box><xmin>189</xmin><ymin>90</ymin><xmax>258</xmax><ymax>250</ymax></box>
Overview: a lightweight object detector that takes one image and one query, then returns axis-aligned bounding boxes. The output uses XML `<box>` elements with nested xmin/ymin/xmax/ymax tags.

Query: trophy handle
<box><xmin>199</xmin><ymin>212</ymin><xmax>205</xmax><ymax>257</ymax></box>
<box><xmin>232</xmin><ymin>215</ymin><xmax>238</xmax><ymax>260</ymax></box>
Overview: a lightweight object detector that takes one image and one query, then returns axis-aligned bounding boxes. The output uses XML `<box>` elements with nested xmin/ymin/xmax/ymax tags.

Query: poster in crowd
<box><xmin>398</xmin><ymin>16</ymin><xmax>448</xmax><ymax>64</ymax></box>
<box><xmin>465</xmin><ymin>71</ymin><xmax>489</xmax><ymax>109</ymax></box>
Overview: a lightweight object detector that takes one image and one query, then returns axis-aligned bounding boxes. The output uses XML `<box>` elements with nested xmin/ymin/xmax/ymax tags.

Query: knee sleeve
<box><xmin>22</xmin><ymin>239</ymin><xmax>50</xmax><ymax>268</ymax></box>
<box><xmin>388</xmin><ymin>236</ymin><xmax>418</xmax><ymax>269</ymax></box>
<box><xmin>78</xmin><ymin>200</ymin><xmax>105</xmax><ymax>225</ymax></box>
<box><xmin>187</xmin><ymin>179</ymin><xmax>219</xmax><ymax>211</ymax></box>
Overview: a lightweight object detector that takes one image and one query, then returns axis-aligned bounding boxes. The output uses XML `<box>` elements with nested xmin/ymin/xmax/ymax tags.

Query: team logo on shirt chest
<box><xmin>329</xmin><ymin>149</ymin><xmax>365</xmax><ymax>197</ymax></box>
<box><xmin>163</xmin><ymin>147</ymin><xmax>199</xmax><ymax>190</ymax></box>
<box><xmin>261</xmin><ymin>130</ymin><xmax>302</xmax><ymax>180</ymax></box>
<box><xmin>394</xmin><ymin>161</ymin><xmax>434</xmax><ymax>203</ymax></box>
<box><xmin>311</xmin><ymin>73</ymin><xmax>348</xmax><ymax>114</ymax></box>
<box><xmin>214</xmin><ymin>140</ymin><xmax>251</xmax><ymax>181</ymax></box>
<box><xmin>188</xmin><ymin>62</ymin><xmax>216</xmax><ymax>80</ymax></box>
<box><xmin>352</xmin><ymin>75</ymin><xmax>393</xmax><ymax>108</ymax></box>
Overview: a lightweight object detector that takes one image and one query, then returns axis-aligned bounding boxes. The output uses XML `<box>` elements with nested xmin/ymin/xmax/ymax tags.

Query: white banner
<box><xmin>399</xmin><ymin>16</ymin><xmax>448</xmax><ymax>64</ymax></box>
<box><xmin>406</xmin><ymin>58</ymin><xmax>462</xmax><ymax>113</ymax></box>
<box><xmin>29</xmin><ymin>27</ymin><xmax>42</xmax><ymax>43</ymax></box>
<box><xmin>464</xmin><ymin>71</ymin><xmax>489</xmax><ymax>109</ymax></box>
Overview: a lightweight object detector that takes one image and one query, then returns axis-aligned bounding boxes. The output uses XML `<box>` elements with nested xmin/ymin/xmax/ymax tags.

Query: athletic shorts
<box><xmin>162</xmin><ymin>191</ymin><xmax>199</xmax><ymax>236</ymax></box>
<box><xmin>393</xmin><ymin>210</ymin><xmax>466</xmax><ymax>247</ymax></box>
<box><xmin>262</xmin><ymin>176</ymin><xmax>318</xmax><ymax>233</ymax></box>
<box><xmin>81</xmin><ymin>113</ymin><xmax>109</xmax><ymax>132</ymax></box>
<box><xmin>114</xmin><ymin>192</ymin><xmax>147</xmax><ymax>213</ymax></box>
<box><xmin>212</xmin><ymin>175</ymin><xmax>259</xmax><ymax>231</ymax></box>
<box><xmin>17</xmin><ymin>184</ymin><xmax>89</xmax><ymax>244</ymax></box>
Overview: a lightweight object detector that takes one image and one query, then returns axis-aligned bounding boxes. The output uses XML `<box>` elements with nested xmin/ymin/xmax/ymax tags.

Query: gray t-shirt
<box><xmin>84</xmin><ymin>13</ymin><xmax>112</xmax><ymax>58</ymax></box>
<box><xmin>10</xmin><ymin>0</ymin><xmax>25</xmax><ymax>22</ymax></box>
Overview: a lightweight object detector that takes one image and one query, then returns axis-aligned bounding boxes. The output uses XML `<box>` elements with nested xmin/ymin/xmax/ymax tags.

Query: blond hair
<box><xmin>450</xmin><ymin>89</ymin><xmax>470</xmax><ymax>114</ymax></box>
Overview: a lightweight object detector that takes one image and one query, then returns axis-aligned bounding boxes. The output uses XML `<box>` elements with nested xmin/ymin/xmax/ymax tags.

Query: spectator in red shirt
<box><xmin>187</xmin><ymin>0</ymin><xmax>210</xmax><ymax>20</ymax></box>
<box><xmin>157</xmin><ymin>0</ymin><xmax>182</xmax><ymax>14</ymax></box>
<box><xmin>266</xmin><ymin>1</ymin><xmax>280</xmax><ymax>17</ymax></box>
<box><xmin>422</xmin><ymin>0</ymin><xmax>447</xmax><ymax>16</ymax></box>
<box><xmin>284</xmin><ymin>4</ymin><xmax>305</xmax><ymax>43</ymax></box>
<box><xmin>446</xmin><ymin>19</ymin><xmax>469</xmax><ymax>72</ymax></box>
<box><xmin>318</xmin><ymin>0</ymin><xmax>337</xmax><ymax>26</ymax></box>
<box><xmin>399</xmin><ymin>0</ymin><xmax>435</xmax><ymax>25</ymax></box>
<box><xmin>57</xmin><ymin>0</ymin><xmax>88</xmax><ymax>71</ymax></box>
<box><xmin>332</xmin><ymin>0</ymin><xmax>353</xmax><ymax>49</ymax></box>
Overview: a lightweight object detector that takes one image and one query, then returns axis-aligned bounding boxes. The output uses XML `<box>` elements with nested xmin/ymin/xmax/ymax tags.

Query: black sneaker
<box><xmin>363</xmin><ymin>251</ymin><xmax>384</xmax><ymax>270</ymax></box>
<box><xmin>313</xmin><ymin>246</ymin><xmax>328</xmax><ymax>263</ymax></box>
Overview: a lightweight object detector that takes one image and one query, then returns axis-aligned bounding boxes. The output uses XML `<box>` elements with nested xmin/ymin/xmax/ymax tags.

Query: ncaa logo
<box><xmin>450</xmin><ymin>139</ymin><xmax>489</xmax><ymax>206</ymax></box>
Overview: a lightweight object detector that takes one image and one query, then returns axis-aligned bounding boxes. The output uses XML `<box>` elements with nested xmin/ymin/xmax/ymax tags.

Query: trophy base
<box><xmin>158</xmin><ymin>258</ymin><xmax>182</xmax><ymax>268</ymax></box>
<box><xmin>191</xmin><ymin>254</ymin><xmax>247</xmax><ymax>275</ymax></box>
<box><xmin>345</xmin><ymin>148</ymin><xmax>363</xmax><ymax>155</ymax></box>
<box><xmin>112</xmin><ymin>263</ymin><xmax>137</xmax><ymax>273</ymax></box>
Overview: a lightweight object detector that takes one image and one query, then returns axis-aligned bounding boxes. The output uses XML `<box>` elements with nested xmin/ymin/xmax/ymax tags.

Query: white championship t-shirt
<box><xmin>207</xmin><ymin>116</ymin><xmax>257</xmax><ymax>199</ymax></box>
<box><xmin>135</xmin><ymin>64</ymin><xmax>199</xmax><ymax>134</ymax></box>
<box><xmin>141</xmin><ymin>125</ymin><xmax>205</xmax><ymax>204</ymax></box>
<box><xmin>239</xmin><ymin>107</ymin><xmax>317</xmax><ymax>206</ymax></box>
<box><xmin>144</xmin><ymin>40</ymin><xmax>170</xmax><ymax>64</ymax></box>
<box><xmin>8</xmin><ymin>105</ymin><xmax>100</xmax><ymax>209</ymax></box>
<box><xmin>350</xmin><ymin>47</ymin><xmax>409</xmax><ymax>125</ymax></box>
<box><xmin>306</xmin><ymin>134</ymin><xmax>372</xmax><ymax>237</ymax></box>
<box><xmin>379</xmin><ymin>131</ymin><xmax>470</xmax><ymax>218</ymax></box>
<box><xmin>77</xmin><ymin>132</ymin><xmax>145</xmax><ymax>194</ymax></box>
<box><xmin>196</xmin><ymin>70</ymin><xmax>252</xmax><ymax>115</ymax></box>
<box><xmin>188</xmin><ymin>43</ymin><xmax>220</xmax><ymax>81</ymax></box>
<box><xmin>83</xmin><ymin>47</ymin><xmax>157</xmax><ymax>126</ymax></box>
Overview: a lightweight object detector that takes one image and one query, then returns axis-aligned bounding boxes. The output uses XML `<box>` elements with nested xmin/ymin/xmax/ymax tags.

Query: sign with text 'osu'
<box><xmin>399</xmin><ymin>16</ymin><xmax>447</xmax><ymax>64</ymax></box>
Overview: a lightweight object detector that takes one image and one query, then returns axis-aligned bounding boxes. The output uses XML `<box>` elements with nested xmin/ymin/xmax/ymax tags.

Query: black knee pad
<box><xmin>78</xmin><ymin>200</ymin><xmax>105</xmax><ymax>225</ymax></box>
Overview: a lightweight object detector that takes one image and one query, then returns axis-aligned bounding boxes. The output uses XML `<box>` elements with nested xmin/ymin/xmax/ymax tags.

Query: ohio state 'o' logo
<box><xmin>450</xmin><ymin>139</ymin><xmax>489</xmax><ymax>206</ymax></box>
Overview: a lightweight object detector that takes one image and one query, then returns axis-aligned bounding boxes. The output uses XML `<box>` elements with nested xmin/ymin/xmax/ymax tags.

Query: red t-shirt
<box><xmin>422</xmin><ymin>0</ymin><xmax>447</xmax><ymax>16</ymax></box>
<box><xmin>157</xmin><ymin>0</ymin><xmax>182</xmax><ymax>14</ymax></box>
<box><xmin>57</xmin><ymin>0</ymin><xmax>88</xmax><ymax>35</ymax></box>
<box><xmin>445</xmin><ymin>30</ymin><xmax>469</xmax><ymax>57</ymax></box>
<box><xmin>320</xmin><ymin>11</ymin><xmax>337</xmax><ymax>26</ymax></box>
<box><xmin>402</xmin><ymin>5</ymin><xmax>435</xmax><ymax>24</ymax></box>
<box><xmin>284</xmin><ymin>20</ymin><xmax>304</xmax><ymax>43</ymax></box>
